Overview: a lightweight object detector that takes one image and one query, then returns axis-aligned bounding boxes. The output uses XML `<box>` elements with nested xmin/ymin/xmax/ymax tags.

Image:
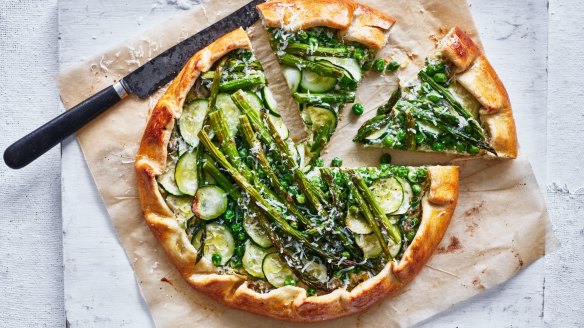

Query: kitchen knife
<box><xmin>4</xmin><ymin>0</ymin><xmax>264</xmax><ymax>169</ymax></box>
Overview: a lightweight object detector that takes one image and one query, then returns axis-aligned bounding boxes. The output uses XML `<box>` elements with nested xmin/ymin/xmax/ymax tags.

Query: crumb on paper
<box><xmin>436</xmin><ymin>236</ymin><xmax>463</xmax><ymax>254</ymax></box>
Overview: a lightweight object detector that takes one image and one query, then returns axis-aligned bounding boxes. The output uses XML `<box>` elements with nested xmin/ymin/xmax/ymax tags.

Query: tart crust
<box><xmin>257</xmin><ymin>0</ymin><xmax>396</xmax><ymax>49</ymax></box>
<box><xmin>135</xmin><ymin>28</ymin><xmax>459</xmax><ymax>322</ymax></box>
<box><xmin>436</xmin><ymin>27</ymin><xmax>518</xmax><ymax>158</ymax></box>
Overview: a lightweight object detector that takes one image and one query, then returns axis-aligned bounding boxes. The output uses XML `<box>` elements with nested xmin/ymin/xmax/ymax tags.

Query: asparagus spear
<box><xmin>376</xmin><ymin>88</ymin><xmax>401</xmax><ymax>115</ymax></box>
<box><xmin>418</xmin><ymin>71</ymin><xmax>488</xmax><ymax>143</ymax></box>
<box><xmin>293</xmin><ymin>92</ymin><xmax>356</xmax><ymax>105</ymax></box>
<box><xmin>198</xmin><ymin>130</ymin><xmax>357</xmax><ymax>266</ymax></box>
<box><xmin>284</xmin><ymin>42</ymin><xmax>350</xmax><ymax>57</ymax></box>
<box><xmin>209</xmin><ymin>110</ymin><xmax>252</xmax><ymax>180</ymax></box>
<box><xmin>239</xmin><ymin>115</ymin><xmax>316</xmax><ymax>229</ymax></box>
<box><xmin>208</xmin><ymin>57</ymin><xmax>228</xmax><ymax>111</ymax></box>
<box><xmin>231</xmin><ymin>90</ymin><xmax>273</xmax><ymax>144</ymax></box>
<box><xmin>353</xmin><ymin>115</ymin><xmax>392</xmax><ymax>142</ymax></box>
<box><xmin>341</xmin><ymin>171</ymin><xmax>390</xmax><ymax>258</ymax></box>
<box><xmin>279</xmin><ymin>53</ymin><xmax>345</xmax><ymax>79</ymax></box>
<box><xmin>348</xmin><ymin>170</ymin><xmax>402</xmax><ymax>246</ymax></box>
<box><xmin>202</xmin><ymin>160</ymin><xmax>241</xmax><ymax>201</ymax></box>
<box><xmin>405</xmin><ymin>112</ymin><xmax>417</xmax><ymax>150</ymax></box>
<box><xmin>219</xmin><ymin>73</ymin><xmax>266</xmax><ymax>92</ymax></box>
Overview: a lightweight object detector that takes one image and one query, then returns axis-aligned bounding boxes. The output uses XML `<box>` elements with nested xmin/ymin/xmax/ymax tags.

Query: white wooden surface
<box><xmin>1</xmin><ymin>0</ymin><xmax>582</xmax><ymax>326</ymax></box>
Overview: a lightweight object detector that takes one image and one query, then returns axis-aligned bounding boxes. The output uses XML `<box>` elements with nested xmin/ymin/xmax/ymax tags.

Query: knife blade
<box><xmin>123</xmin><ymin>0</ymin><xmax>264</xmax><ymax>98</ymax></box>
<box><xmin>4</xmin><ymin>0</ymin><xmax>264</xmax><ymax>169</ymax></box>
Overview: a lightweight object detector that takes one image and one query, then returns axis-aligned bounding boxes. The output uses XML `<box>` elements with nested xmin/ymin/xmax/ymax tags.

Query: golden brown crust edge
<box><xmin>437</xmin><ymin>27</ymin><xmax>518</xmax><ymax>158</ymax></box>
<box><xmin>393</xmin><ymin>166</ymin><xmax>459</xmax><ymax>283</ymax></box>
<box><xmin>257</xmin><ymin>0</ymin><xmax>395</xmax><ymax>49</ymax></box>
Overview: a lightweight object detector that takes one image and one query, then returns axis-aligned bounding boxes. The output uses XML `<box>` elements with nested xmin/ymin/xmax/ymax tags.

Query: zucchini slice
<box><xmin>282</xmin><ymin>66</ymin><xmax>301</xmax><ymax>92</ymax></box>
<box><xmin>300</xmin><ymin>70</ymin><xmax>337</xmax><ymax>93</ymax></box>
<box><xmin>242</xmin><ymin>240</ymin><xmax>274</xmax><ymax>278</ymax></box>
<box><xmin>262</xmin><ymin>253</ymin><xmax>297</xmax><ymax>288</ymax></box>
<box><xmin>302</xmin><ymin>260</ymin><xmax>328</xmax><ymax>284</ymax></box>
<box><xmin>165</xmin><ymin>195</ymin><xmax>194</xmax><ymax>221</ymax></box>
<box><xmin>175</xmin><ymin>151</ymin><xmax>198</xmax><ymax>196</ymax></box>
<box><xmin>393</xmin><ymin>177</ymin><xmax>413</xmax><ymax>215</ymax></box>
<box><xmin>364</xmin><ymin>123</ymin><xmax>390</xmax><ymax>143</ymax></box>
<box><xmin>306</xmin><ymin>106</ymin><xmax>338</xmax><ymax>152</ymax></box>
<box><xmin>315</xmin><ymin>57</ymin><xmax>362</xmax><ymax>82</ymax></box>
<box><xmin>157</xmin><ymin>160</ymin><xmax>183</xmax><ymax>196</ymax></box>
<box><xmin>241</xmin><ymin>90</ymin><xmax>264</xmax><ymax>113</ymax></box>
<box><xmin>216</xmin><ymin>93</ymin><xmax>241</xmax><ymax>136</ymax></box>
<box><xmin>355</xmin><ymin>233</ymin><xmax>383</xmax><ymax>259</ymax></box>
<box><xmin>193</xmin><ymin>223</ymin><xmax>235</xmax><ymax>266</ymax></box>
<box><xmin>193</xmin><ymin>185</ymin><xmax>228</xmax><ymax>220</ymax></box>
<box><xmin>261</xmin><ymin>87</ymin><xmax>280</xmax><ymax>117</ymax></box>
<box><xmin>345</xmin><ymin>205</ymin><xmax>373</xmax><ymax>234</ymax></box>
<box><xmin>243</xmin><ymin>212</ymin><xmax>272</xmax><ymax>248</ymax></box>
<box><xmin>269</xmin><ymin>115</ymin><xmax>289</xmax><ymax>140</ymax></box>
<box><xmin>179</xmin><ymin>99</ymin><xmax>208</xmax><ymax>147</ymax></box>
<box><xmin>370</xmin><ymin>177</ymin><xmax>404</xmax><ymax>214</ymax></box>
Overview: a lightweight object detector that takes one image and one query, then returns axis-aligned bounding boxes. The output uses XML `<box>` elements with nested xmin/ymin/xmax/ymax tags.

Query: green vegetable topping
<box><xmin>383</xmin><ymin>135</ymin><xmax>397</xmax><ymax>148</ymax></box>
<box><xmin>431</xmin><ymin>141</ymin><xmax>445</xmax><ymax>151</ymax></box>
<box><xmin>314</xmin><ymin>157</ymin><xmax>324</xmax><ymax>167</ymax></box>
<box><xmin>284</xmin><ymin>277</ymin><xmax>297</xmax><ymax>286</ymax></box>
<box><xmin>412</xmin><ymin>184</ymin><xmax>422</xmax><ymax>195</ymax></box>
<box><xmin>296</xmin><ymin>193</ymin><xmax>306</xmax><ymax>204</ymax></box>
<box><xmin>211</xmin><ymin>253</ymin><xmax>222</xmax><ymax>266</ymax></box>
<box><xmin>331</xmin><ymin>157</ymin><xmax>343</xmax><ymax>167</ymax></box>
<box><xmin>386</xmin><ymin>60</ymin><xmax>400</xmax><ymax>72</ymax></box>
<box><xmin>373</xmin><ymin>59</ymin><xmax>386</xmax><ymax>72</ymax></box>
<box><xmin>468</xmin><ymin>145</ymin><xmax>480</xmax><ymax>155</ymax></box>
<box><xmin>307</xmin><ymin>288</ymin><xmax>317</xmax><ymax>296</ymax></box>
<box><xmin>380</xmin><ymin>153</ymin><xmax>392</xmax><ymax>164</ymax></box>
<box><xmin>433</xmin><ymin>73</ymin><xmax>447</xmax><ymax>84</ymax></box>
<box><xmin>352</xmin><ymin>103</ymin><xmax>364</xmax><ymax>115</ymax></box>
<box><xmin>353</xmin><ymin>48</ymin><xmax>366</xmax><ymax>61</ymax></box>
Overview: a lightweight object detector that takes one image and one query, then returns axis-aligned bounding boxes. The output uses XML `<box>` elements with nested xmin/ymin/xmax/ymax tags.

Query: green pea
<box><xmin>238</xmin><ymin>148</ymin><xmax>248</xmax><ymax>158</ymax></box>
<box><xmin>235</xmin><ymin>245</ymin><xmax>245</xmax><ymax>257</ymax></box>
<box><xmin>425</xmin><ymin>62</ymin><xmax>445</xmax><ymax>76</ymax></box>
<box><xmin>224</xmin><ymin>208</ymin><xmax>235</xmax><ymax>222</ymax></box>
<box><xmin>421</xmin><ymin>82</ymin><xmax>433</xmax><ymax>94</ymax></box>
<box><xmin>383</xmin><ymin>135</ymin><xmax>397</xmax><ymax>148</ymax></box>
<box><xmin>353</xmin><ymin>48</ymin><xmax>365</xmax><ymax>61</ymax></box>
<box><xmin>237</xmin><ymin>232</ymin><xmax>246</xmax><ymax>241</ymax></box>
<box><xmin>409</xmin><ymin>217</ymin><xmax>420</xmax><ymax>227</ymax></box>
<box><xmin>396</xmin><ymin>130</ymin><xmax>406</xmax><ymax>142</ymax></box>
<box><xmin>468</xmin><ymin>145</ymin><xmax>480</xmax><ymax>155</ymax></box>
<box><xmin>231</xmin><ymin>259</ymin><xmax>242</xmax><ymax>268</ymax></box>
<box><xmin>415</xmin><ymin>133</ymin><xmax>425</xmax><ymax>144</ymax></box>
<box><xmin>407</xmin><ymin>170</ymin><xmax>418</xmax><ymax>183</ymax></box>
<box><xmin>341</xmin><ymin>251</ymin><xmax>350</xmax><ymax>258</ymax></box>
<box><xmin>296</xmin><ymin>193</ymin><xmax>306</xmax><ymax>204</ymax></box>
<box><xmin>308</xmin><ymin>37</ymin><xmax>318</xmax><ymax>47</ymax></box>
<box><xmin>373</xmin><ymin>59</ymin><xmax>386</xmax><ymax>72</ymax></box>
<box><xmin>455</xmin><ymin>142</ymin><xmax>466</xmax><ymax>153</ymax></box>
<box><xmin>379</xmin><ymin>163</ymin><xmax>390</xmax><ymax>171</ymax></box>
<box><xmin>307</xmin><ymin>288</ymin><xmax>317</xmax><ymax>297</ymax></box>
<box><xmin>442</xmin><ymin>136</ymin><xmax>455</xmax><ymax>148</ymax></box>
<box><xmin>412</xmin><ymin>184</ymin><xmax>422</xmax><ymax>196</ymax></box>
<box><xmin>431</xmin><ymin>141</ymin><xmax>445</xmax><ymax>151</ymax></box>
<box><xmin>433</xmin><ymin>73</ymin><xmax>447</xmax><ymax>83</ymax></box>
<box><xmin>416</xmin><ymin>169</ymin><xmax>428</xmax><ymax>181</ymax></box>
<box><xmin>331</xmin><ymin>157</ymin><xmax>343</xmax><ymax>167</ymax></box>
<box><xmin>352</xmin><ymin>103</ymin><xmax>364</xmax><ymax>116</ymax></box>
<box><xmin>427</xmin><ymin>92</ymin><xmax>442</xmax><ymax>103</ymax></box>
<box><xmin>231</xmin><ymin>223</ymin><xmax>242</xmax><ymax>233</ymax></box>
<box><xmin>297</xmin><ymin>30</ymin><xmax>308</xmax><ymax>40</ymax></box>
<box><xmin>288</xmin><ymin>186</ymin><xmax>299</xmax><ymax>196</ymax></box>
<box><xmin>211</xmin><ymin>253</ymin><xmax>222</xmax><ymax>266</ymax></box>
<box><xmin>386</xmin><ymin>60</ymin><xmax>400</xmax><ymax>72</ymax></box>
<box><xmin>380</xmin><ymin>153</ymin><xmax>392</xmax><ymax>164</ymax></box>
<box><xmin>314</xmin><ymin>157</ymin><xmax>324</xmax><ymax>167</ymax></box>
<box><xmin>282</xmin><ymin>173</ymin><xmax>294</xmax><ymax>184</ymax></box>
<box><xmin>280</xmin><ymin>180</ymin><xmax>289</xmax><ymax>189</ymax></box>
<box><xmin>284</xmin><ymin>277</ymin><xmax>297</xmax><ymax>286</ymax></box>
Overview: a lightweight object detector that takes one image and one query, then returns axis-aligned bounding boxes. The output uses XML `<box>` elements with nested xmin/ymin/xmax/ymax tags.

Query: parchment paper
<box><xmin>58</xmin><ymin>0</ymin><xmax>551</xmax><ymax>326</ymax></box>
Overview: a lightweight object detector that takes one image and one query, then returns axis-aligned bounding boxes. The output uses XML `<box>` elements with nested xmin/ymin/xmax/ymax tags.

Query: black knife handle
<box><xmin>4</xmin><ymin>82</ymin><xmax>128</xmax><ymax>169</ymax></box>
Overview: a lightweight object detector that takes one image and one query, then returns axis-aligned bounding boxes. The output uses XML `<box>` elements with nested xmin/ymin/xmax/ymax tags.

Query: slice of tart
<box><xmin>135</xmin><ymin>27</ymin><xmax>459</xmax><ymax>322</ymax></box>
<box><xmin>257</xmin><ymin>0</ymin><xmax>395</xmax><ymax>160</ymax></box>
<box><xmin>353</xmin><ymin>27</ymin><xmax>518</xmax><ymax>158</ymax></box>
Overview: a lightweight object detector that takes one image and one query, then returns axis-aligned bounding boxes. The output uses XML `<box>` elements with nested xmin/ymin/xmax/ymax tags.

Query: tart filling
<box><xmin>157</xmin><ymin>48</ymin><xmax>431</xmax><ymax>295</ymax></box>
